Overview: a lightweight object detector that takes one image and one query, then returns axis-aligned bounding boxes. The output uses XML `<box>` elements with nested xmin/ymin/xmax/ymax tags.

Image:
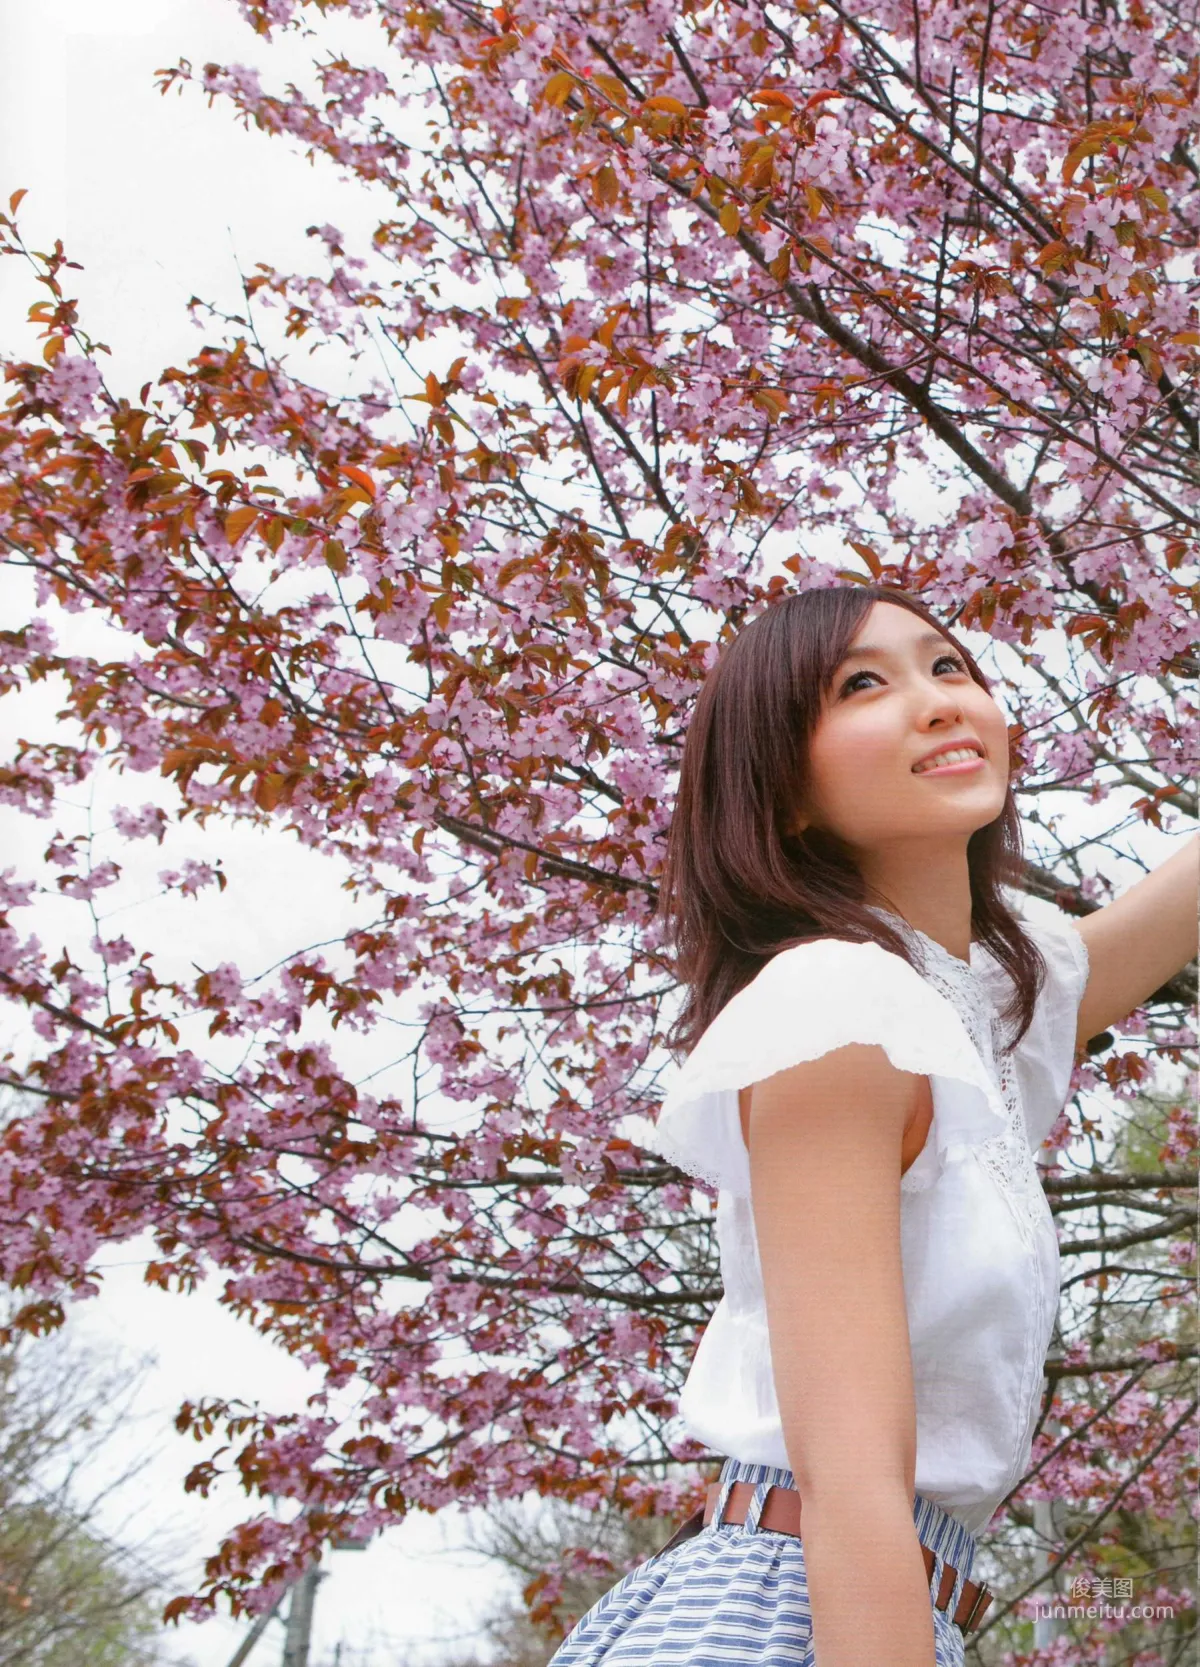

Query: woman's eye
<box><xmin>839</xmin><ymin>653</ymin><xmax>967</xmax><ymax>697</ymax></box>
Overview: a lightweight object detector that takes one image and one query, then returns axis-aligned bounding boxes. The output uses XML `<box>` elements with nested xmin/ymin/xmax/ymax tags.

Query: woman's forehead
<box><xmin>842</xmin><ymin>603</ymin><xmax>948</xmax><ymax>658</ymax></box>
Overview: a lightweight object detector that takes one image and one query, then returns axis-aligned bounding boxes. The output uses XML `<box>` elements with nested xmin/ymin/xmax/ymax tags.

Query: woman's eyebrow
<box><xmin>837</xmin><ymin>630</ymin><xmax>949</xmax><ymax>664</ymax></box>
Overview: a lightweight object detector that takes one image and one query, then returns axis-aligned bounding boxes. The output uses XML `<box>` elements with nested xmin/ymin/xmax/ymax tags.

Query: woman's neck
<box><xmin>861</xmin><ymin>868</ymin><xmax>975</xmax><ymax>964</ymax></box>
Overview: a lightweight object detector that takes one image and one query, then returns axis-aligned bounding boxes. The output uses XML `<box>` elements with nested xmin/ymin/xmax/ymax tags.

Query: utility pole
<box><xmin>220</xmin><ymin>1588</ymin><xmax>286</xmax><ymax>1667</ymax></box>
<box><xmin>1032</xmin><ymin>1493</ymin><xmax>1063</xmax><ymax>1648</ymax></box>
<box><xmin>221</xmin><ymin>1512</ymin><xmax>369</xmax><ymax>1667</ymax></box>
<box><xmin>281</xmin><ymin>1564</ymin><xmax>324</xmax><ymax>1667</ymax></box>
<box><xmin>1032</xmin><ymin>1204</ymin><xmax>1064</xmax><ymax>1651</ymax></box>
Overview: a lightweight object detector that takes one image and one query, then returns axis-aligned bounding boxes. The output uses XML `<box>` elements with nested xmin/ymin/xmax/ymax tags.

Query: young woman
<box><xmin>548</xmin><ymin>584</ymin><xmax>1198</xmax><ymax>1667</ymax></box>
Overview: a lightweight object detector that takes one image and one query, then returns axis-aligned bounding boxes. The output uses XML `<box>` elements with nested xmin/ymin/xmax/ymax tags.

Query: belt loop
<box><xmin>932</xmin><ymin>1553</ymin><xmax>958</xmax><ymax>1616</ymax></box>
<box><xmin>744</xmin><ymin>1479</ymin><xmax>773</xmax><ymax>1534</ymax></box>
<box><xmin>952</xmin><ymin>1563</ymin><xmax>970</xmax><ymax>1626</ymax></box>
<box><xmin>710</xmin><ymin>1471</ymin><xmax>738</xmax><ymax>1531</ymax></box>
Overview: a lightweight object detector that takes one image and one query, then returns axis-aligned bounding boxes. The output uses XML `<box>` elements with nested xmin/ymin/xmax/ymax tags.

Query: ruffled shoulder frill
<box><xmin>646</xmin><ymin>937</ymin><xmax>1011</xmax><ymax>1197</ymax></box>
<box><xmin>999</xmin><ymin>910</ymin><xmax>1091</xmax><ymax>1153</ymax></box>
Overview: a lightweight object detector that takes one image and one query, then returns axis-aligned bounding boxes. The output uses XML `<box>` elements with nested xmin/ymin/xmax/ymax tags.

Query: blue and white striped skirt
<box><xmin>547</xmin><ymin>1457</ymin><xmax>982</xmax><ymax>1666</ymax></box>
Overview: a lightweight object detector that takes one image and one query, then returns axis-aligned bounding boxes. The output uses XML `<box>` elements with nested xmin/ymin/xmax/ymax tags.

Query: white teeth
<box><xmin>913</xmin><ymin>746</ymin><xmax>980</xmax><ymax>774</ymax></box>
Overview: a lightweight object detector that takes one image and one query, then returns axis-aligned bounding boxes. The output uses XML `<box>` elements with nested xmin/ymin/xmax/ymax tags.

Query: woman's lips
<box><xmin>912</xmin><ymin>755</ymin><xmax>986</xmax><ymax>777</ymax></box>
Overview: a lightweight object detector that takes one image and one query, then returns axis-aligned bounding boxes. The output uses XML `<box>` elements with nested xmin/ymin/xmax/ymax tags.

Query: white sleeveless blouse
<box><xmin>647</xmin><ymin>903</ymin><xmax>1090</xmax><ymax>1535</ymax></box>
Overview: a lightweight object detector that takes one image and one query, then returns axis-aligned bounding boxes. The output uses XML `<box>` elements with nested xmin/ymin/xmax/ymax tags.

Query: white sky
<box><xmin>0</xmin><ymin>3</ymin><xmax>1191</xmax><ymax>1666</ymax></box>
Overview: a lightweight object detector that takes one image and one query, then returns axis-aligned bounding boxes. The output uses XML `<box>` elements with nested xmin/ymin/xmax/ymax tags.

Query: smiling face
<box><xmin>791</xmin><ymin>602</ymin><xmax>1011</xmax><ymax>862</ymax></box>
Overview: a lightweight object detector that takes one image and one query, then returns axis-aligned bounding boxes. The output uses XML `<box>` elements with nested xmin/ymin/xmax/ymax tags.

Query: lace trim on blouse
<box><xmin>881</xmin><ymin>914</ymin><xmax>1051</xmax><ymax>1247</ymax></box>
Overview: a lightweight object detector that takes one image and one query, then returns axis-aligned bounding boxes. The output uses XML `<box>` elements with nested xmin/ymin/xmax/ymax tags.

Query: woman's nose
<box><xmin>918</xmin><ymin>684</ymin><xmax>965</xmax><ymax>724</ymax></box>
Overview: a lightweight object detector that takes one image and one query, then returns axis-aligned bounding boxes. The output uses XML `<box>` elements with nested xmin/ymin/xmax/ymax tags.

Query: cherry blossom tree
<box><xmin>0</xmin><ymin>0</ymin><xmax>1195</xmax><ymax>1657</ymax></box>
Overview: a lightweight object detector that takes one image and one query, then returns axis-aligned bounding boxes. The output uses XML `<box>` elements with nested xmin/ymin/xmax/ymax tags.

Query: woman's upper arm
<box><xmin>746</xmin><ymin>1042</ymin><xmax>919</xmax><ymax>1507</ymax></box>
<box><xmin>1071</xmin><ymin>836</ymin><xmax>1199</xmax><ymax>1050</ymax></box>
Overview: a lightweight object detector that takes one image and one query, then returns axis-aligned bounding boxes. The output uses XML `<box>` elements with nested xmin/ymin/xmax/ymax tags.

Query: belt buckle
<box><xmin>958</xmin><ymin>1582</ymin><xmax>993</xmax><ymax>1633</ymax></box>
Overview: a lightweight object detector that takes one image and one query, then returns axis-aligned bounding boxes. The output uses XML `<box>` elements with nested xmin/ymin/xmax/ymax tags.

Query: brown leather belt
<box><xmin>654</xmin><ymin>1480</ymin><xmax>993</xmax><ymax>1635</ymax></box>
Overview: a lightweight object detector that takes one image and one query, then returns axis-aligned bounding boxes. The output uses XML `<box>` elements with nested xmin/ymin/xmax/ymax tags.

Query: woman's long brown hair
<box><xmin>658</xmin><ymin>584</ymin><xmax>1047</xmax><ymax>1056</ymax></box>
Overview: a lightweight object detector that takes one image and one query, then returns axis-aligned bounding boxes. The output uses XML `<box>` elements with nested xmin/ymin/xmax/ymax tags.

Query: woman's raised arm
<box><xmin>1072</xmin><ymin>832</ymin><xmax>1199</xmax><ymax>1053</ymax></box>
